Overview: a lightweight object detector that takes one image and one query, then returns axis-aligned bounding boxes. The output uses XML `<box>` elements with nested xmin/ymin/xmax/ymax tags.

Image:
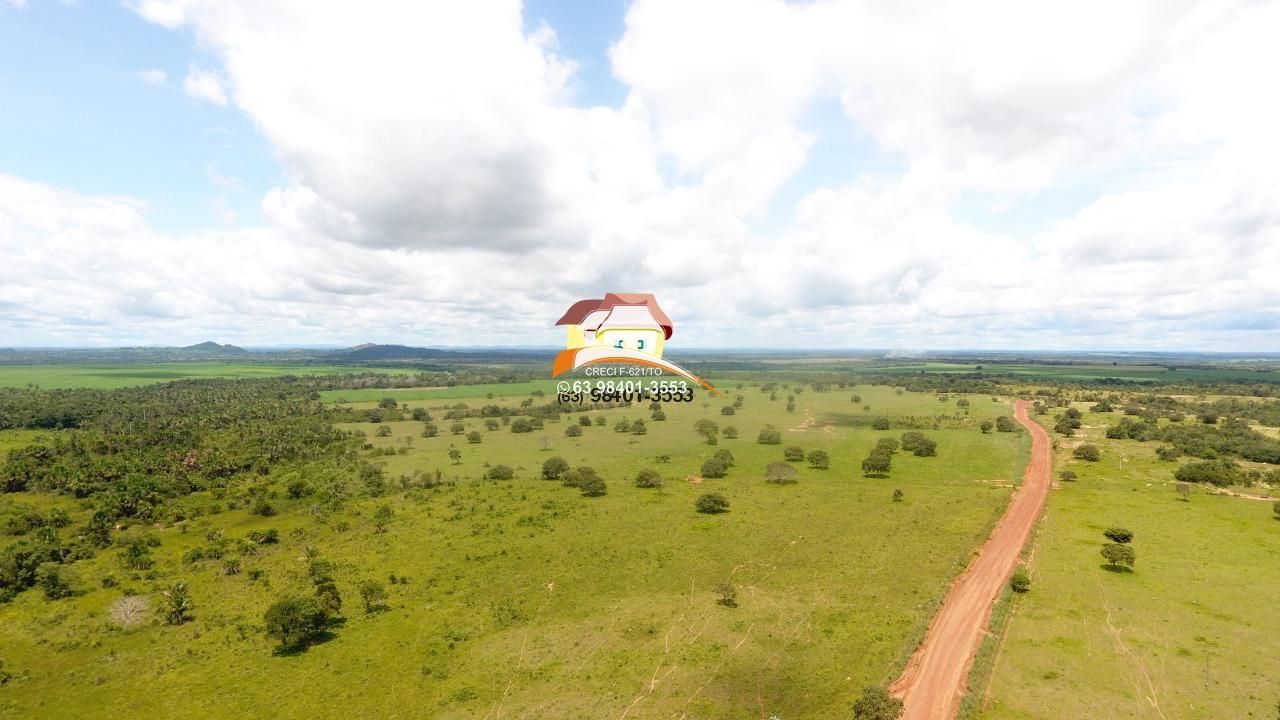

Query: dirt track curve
<box><xmin>889</xmin><ymin>399</ymin><xmax>1051</xmax><ymax>720</ymax></box>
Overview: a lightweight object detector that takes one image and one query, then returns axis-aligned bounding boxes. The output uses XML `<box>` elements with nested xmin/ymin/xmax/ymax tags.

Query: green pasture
<box><xmin>0</xmin><ymin>363</ymin><xmax>407</xmax><ymax>390</ymax></box>
<box><xmin>0</xmin><ymin>385</ymin><xmax>1028</xmax><ymax>719</ymax></box>
<box><xmin>869</xmin><ymin>362</ymin><xmax>1280</xmax><ymax>384</ymax></box>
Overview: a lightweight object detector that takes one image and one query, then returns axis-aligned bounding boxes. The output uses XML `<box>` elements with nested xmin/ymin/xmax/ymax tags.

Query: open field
<box><xmin>973</xmin><ymin>406</ymin><xmax>1280</xmax><ymax>720</ymax></box>
<box><xmin>0</xmin><ymin>363</ymin><xmax>410</xmax><ymax>390</ymax></box>
<box><xmin>867</xmin><ymin>362</ymin><xmax>1280</xmax><ymax>384</ymax></box>
<box><xmin>0</xmin><ymin>382</ymin><xmax>1027</xmax><ymax>719</ymax></box>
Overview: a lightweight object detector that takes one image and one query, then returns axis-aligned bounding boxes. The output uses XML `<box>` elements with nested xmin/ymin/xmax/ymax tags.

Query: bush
<box><xmin>252</xmin><ymin>499</ymin><xmax>278</xmax><ymax>517</ymax></box>
<box><xmin>980</xmin><ymin>420</ymin><xmax>993</xmax><ymax>433</ymax></box>
<box><xmin>578</xmin><ymin>415</ymin><xmax>592</xmax><ymax>427</ymax></box>
<box><xmin>721</xmin><ymin>425</ymin><xmax>737</xmax><ymax>439</ymax></box>
<box><xmin>264</xmin><ymin>596</ymin><xmax>328</xmax><ymax>650</ymax></box>
<box><xmin>1103</xmin><ymin>527</ymin><xmax>1133</xmax><ymax>544</ymax></box>
<box><xmin>851</xmin><ymin>685</ymin><xmax>903</xmax><ymax>720</ymax></box>
<box><xmin>807</xmin><ymin>449</ymin><xmax>829</xmax><ymax>469</ymax></box>
<box><xmin>1273</xmin><ymin>501</ymin><xmax>1280</xmax><ymax>519</ymax></box>
<box><xmin>783</xmin><ymin>445</ymin><xmax>805</xmax><ymax>461</ymax></box>
<box><xmin>713</xmin><ymin>449</ymin><xmax>735</xmax><ymax>466</ymax></box>
<box><xmin>700</xmin><ymin>458</ymin><xmax>729</xmax><ymax>479</ymax></box>
<box><xmin>36</xmin><ymin>562</ymin><xmax>75</xmax><ymax>599</ymax></box>
<box><xmin>466</xmin><ymin>431</ymin><xmax>482</xmax><ymax>444</ymax></box>
<box><xmin>1175</xmin><ymin>459</ymin><xmax>1242</xmax><ymax>487</ymax></box>
<box><xmin>579</xmin><ymin>475</ymin><xmax>607</xmax><ymax>497</ymax></box>
<box><xmin>486</xmin><ymin>464</ymin><xmax>514</xmax><ymax>481</ymax></box>
<box><xmin>510</xmin><ymin>418</ymin><xmax>534</xmax><ymax>433</ymax></box>
<box><xmin>634</xmin><ymin>468</ymin><xmax>663</xmax><ymax>488</ymax></box>
<box><xmin>564</xmin><ymin>424</ymin><xmax>582</xmax><ymax>437</ymax></box>
<box><xmin>719</xmin><ymin>406</ymin><xmax>735</xmax><ymax>416</ymax></box>
<box><xmin>1059</xmin><ymin>470</ymin><xmax>1077</xmax><ymax>482</ymax></box>
<box><xmin>995</xmin><ymin>416</ymin><xmax>1017</xmax><ymax>432</ymax></box>
<box><xmin>764</xmin><ymin>461</ymin><xmax>797</xmax><ymax>484</ymax></box>
<box><xmin>756</xmin><ymin>426</ymin><xmax>782</xmax><ymax>444</ymax></box>
<box><xmin>892</xmin><ymin>488</ymin><xmax>904</xmax><ymax>502</ymax></box>
<box><xmin>875</xmin><ymin>438</ymin><xmax>899</xmax><ymax>454</ymax></box>
<box><xmin>1155</xmin><ymin>445</ymin><xmax>1180</xmax><ymax>461</ymax></box>
<box><xmin>1072</xmin><ymin>444</ymin><xmax>1101</xmax><ymax>462</ymax></box>
<box><xmin>910</xmin><ymin>438</ymin><xmax>937</xmax><ymax>457</ymax></box>
<box><xmin>358</xmin><ymin>581</ymin><xmax>388</xmax><ymax>613</ymax></box>
<box><xmin>695</xmin><ymin>493</ymin><xmax>729</xmax><ymax>514</ymax></box>
<box><xmin>872</xmin><ymin>417</ymin><xmax>891</xmax><ymax>431</ymax></box>
<box><xmin>1009</xmin><ymin>568</ymin><xmax>1031</xmax><ymax>593</ymax></box>
<box><xmin>541</xmin><ymin>456</ymin><xmax>570</xmax><ymax>481</ymax></box>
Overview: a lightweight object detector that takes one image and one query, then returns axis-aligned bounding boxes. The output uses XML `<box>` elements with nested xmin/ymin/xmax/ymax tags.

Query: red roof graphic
<box><xmin>555</xmin><ymin>293</ymin><xmax>673</xmax><ymax>340</ymax></box>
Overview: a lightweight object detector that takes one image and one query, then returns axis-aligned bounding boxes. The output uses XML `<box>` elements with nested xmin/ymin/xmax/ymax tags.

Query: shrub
<box><xmin>578</xmin><ymin>475</ymin><xmax>607</xmax><ymax>497</ymax></box>
<box><xmin>578</xmin><ymin>415</ymin><xmax>592</xmax><ymax>427</ymax></box>
<box><xmin>376</xmin><ymin>425</ymin><xmax>393</xmax><ymax>437</ymax></box>
<box><xmin>721</xmin><ymin>425</ymin><xmax>737</xmax><ymax>439</ymax></box>
<box><xmin>1175</xmin><ymin>459</ymin><xmax>1242</xmax><ymax>487</ymax></box>
<box><xmin>700</xmin><ymin>457</ymin><xmax>729</xmax><ymax>479</ymax></box>
<box><xmin>783</xmin><ymin>446</ymin><xmax>805</xmax><ymax>462</ymax></box>
<box><xmin>1059</xmin><ymin>470</ymin><xmax>1077</xmax><ymax>482</ymax></box>
<box><xmin>466</xmin><ymin>431</ymin><xmax>482</xmax><ymax>444</ymax></box>
<box><xmin>695</xmin><ymin>493</ymin><xmax>729</xmax><ymax>514</ymax></box>
<box><xmin>980</xmin><ymin>420</ymin><xmax>993</xmax><ymax>433</ymax></box>
<box><xmin>634</xmin><ymin>468</ymin><xmax>663</xmax><ymax>488</ymax></box>
<box><xmin>36</xmin><ymin>562</ymin><xmax>76</xmax><ymax>599</ymax></box>
<box><xmin>757</xmin><ymin>426</ymin><xmax>782</xmax><ymax>444</ymax></box>
<box><xmin>252</xmin><ymin>499</ymin><xmax>278</xmax><ymax>517</ymax></box>
<box><xmin>875</xmin><ymin>438</ymin><xmax>899</xmax><ymax>454</ymax></box>
<box><xmin>872</xmin><ymin>417</ymin><xmax>891</xmax><ymax>431</ymax></box>
<box><xmin>564</xmin><ymin>424</ymin><xmax>582</xmax><ymax>437</ymax></box>
<box><xmin>541</xmin><ymin>456</ymin><xmax>569</xmax><ymax>480</ymax></box>
<box><xmin>486</xmin><ymin>464</ymin><xmax>514</xmax><ymax>481</ymax></box>
<box><xmin>1155</xmin><ymin>445</ymin><xmax>1179</xmax><ymax>461</ymax></box>
<box><xmin>995</xmin><ymin>416</ymin><xmax>1017</xmax><ymax>432</ymax></box>
<box><xmin>764</xmin><ymin>461</ymin><xmax>797</xmax><ymax>484</ymax></box>
<box><xmin>892</xmin><ymin>488</ymin><xmax>904</xmax><ymax>502</ymax></box>
<box><xmin>1072</xmin><ymin>444</ymin><xmax>1101</xmax><ymax>462</ymax></box>
<box><xmin>264</xmin><ymin>596</ymin><xmax>328</xmax><ymax>650</ymax></box>
<box><xmin>511</xmin><ymin>418</ymin><xmax>534</xmax><ymax>433</ymax></box>
<box><xmin>286</xmin><ymin>480</ymin><xmax>312</xmax><ymax>499</ymax></box>
<box><xmin>807</xmin><ymin>449</ymin><xmax>829</xmax><ymax>469</ymax></box>
<box><xmin>1009</xmin><ymin>568</ymin><xmax>1031</xmax><ymax>593</ymax></box>
<box><xmin>720</xmin><ymin>406</ymin><xmax>735</xmax><ymax>416</ymax></box>
<box><xmin>851</xmin><ymin>686</ymin><xmax>903</xmax><ymax>720</ymax></box>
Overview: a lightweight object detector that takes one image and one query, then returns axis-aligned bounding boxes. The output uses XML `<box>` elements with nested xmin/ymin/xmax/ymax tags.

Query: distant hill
<box><xmin>338</xmin><ymin>344</ymin><xmax>452</xmax><ymax>360</ymax></box>
<box><xmin>183</xmin><ymin>341</ymin><xmax>248</xmax><ymax>354</ymax></box>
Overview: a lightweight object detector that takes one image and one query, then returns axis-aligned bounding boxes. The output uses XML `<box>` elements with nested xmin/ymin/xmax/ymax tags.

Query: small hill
<box><xmin>182</xmin><ymin>341</ymin><xmax>248</xmax><ymax>354</ymax></box>
<box><xmin>339</xmin><ymin>344</ymin><xmax>450</xmax><ymax>360</ymax></box>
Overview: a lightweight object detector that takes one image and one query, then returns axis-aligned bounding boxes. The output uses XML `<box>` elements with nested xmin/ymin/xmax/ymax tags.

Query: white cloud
<box><xmin>182</xmin><ymin>66</ymin><xmax>227</xmax><ymax>105</ymax></box>
<box><xmin>138</xmin><ymin>68</ymin><xmax>168</xmax><ymax>87</ymax></box>
<box><xmin>5</xmin><ymin>0</ymin><xmax>1276</xmax><ymax>349</ymax></box>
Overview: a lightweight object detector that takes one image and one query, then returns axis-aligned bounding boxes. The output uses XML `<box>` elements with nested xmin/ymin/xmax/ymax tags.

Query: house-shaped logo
<box><xmin>552</xmin><ymin>293</ymin><xmax>716</xmax><ymax>393</ymax></box>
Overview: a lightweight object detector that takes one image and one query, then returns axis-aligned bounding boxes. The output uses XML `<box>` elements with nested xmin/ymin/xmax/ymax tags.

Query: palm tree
<box><xmin>161</xmin><ymin>582</ymin><xmax>192</xmax><ymax>625</ymax></box>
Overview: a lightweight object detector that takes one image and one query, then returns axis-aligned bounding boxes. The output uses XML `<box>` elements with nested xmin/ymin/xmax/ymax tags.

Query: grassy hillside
<box><xmin>0</xmin><ymin>363</ymin><xmax>409</xmax><ymax>390</ymax></box>
<box><xmin>0</xmin><ymin>382</ymin><xmax>1026</xmax><ymax>719</ymax></box>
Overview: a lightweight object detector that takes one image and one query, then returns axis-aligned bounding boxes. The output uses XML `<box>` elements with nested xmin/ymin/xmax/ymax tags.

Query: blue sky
<box><xmin>1</xmin><ymin>1</ymin><xmax>1278</xmax><ymax>350</ymax></box>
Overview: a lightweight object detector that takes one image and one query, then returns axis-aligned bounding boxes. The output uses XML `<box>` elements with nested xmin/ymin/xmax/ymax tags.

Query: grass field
<box><xmin>0</xmin><ymin>363</ymin><xmax>409</xmax><ymax>389</ymax></box>
<box><xmin>0</xmin><ymin>384</ymin><xmax>1028</xmax><ymax>719</ymax></box>
<box><xmin>868</xmin><ymin>362</ymin><xmax>1280</xmax><ymax>384</ymax></box>
<box><xmin>973</xmin><ymin>406</ymin><xmax>1280</xmax><ymax>719</ymax></box>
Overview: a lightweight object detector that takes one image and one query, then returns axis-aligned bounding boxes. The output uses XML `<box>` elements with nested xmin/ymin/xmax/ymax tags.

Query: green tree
<box><xmin>713</xmin><ymin>449</ymin><xmax>735</xmax><ymax>466</ymax></box>
<box><xmin>1103</xmin><ymin>527</ymin><xmax>1133</xmax><ymax>544</ymax></box>
<box><xmin>578</xmin><ymin>414</ymin><xmax>592</xmax><ymax>426</ymax></box>
<box><xmin>487</xmin><ymin>464</ymin><xmax>514</xmax><ymax>481</ymax></box>
<box><xmin>578</xmin><ymin>475</ymin><xmax>607</xmax><ymax>497</ymax></box>
<box><xmin>757</xmin><ymin>426</ymin><xmax>782</xmax><ymax>444</ymax></box>
<box><xmin>892</xmin><ymin>488</ymin><xmax>904</xmax><ymax>502</ymax></box>
<box><xmin>851</xmin><ymin>685</ymin><xmax>903</xmax><ymax>720</ymax></box>
<box><xmin>565</xmin><ymin>424</ymin><xmax>582</xmax><ymax>437</ymax></box>
<box><xmin>1101</xmin><ymin>543</ymin><xmax>1136</xmax><ymax>569</ymax></box>
<box><xmin>541</xmin><ymin>456</ymin><xmax>570</xmax><ymax>481</ymax></box>
<box><xmin>1060</xmin><ymin>470</ymin><xmax>1078</xmax><ymax>482</ymax></box>
<box><xmin>700</xmin><ymin>457</ymin><xmax>729</xmax><ymax>479</ymax></box>
<box><xmin>264</xmin><ymin>596</ymin><xmax>328</xmax><ymax>650</ymax></box>
<box><xmin>714</xmin><ymin>582</ymin><xmax>737</xmax><ymax>607</ymax></box>
<box><xmin>722</xmin><ymin>425</ymin><xmax>738</xmax><ymax>439</ymax></box>
<box><xmin>36</xmin><ymin>562</ymin><xmax>75</xmax><ymax>599</ymax></box>
<box><xmin>980</xmin><ymin>420</ymin><xmax>994</xmax><ymax>433</ymax></box>
<box><xmin>1073</xmin><ymin>444</ymin><xmax>1101</xmax><ymax>461</ymax></box>
<box><xmin>160</xmin><ymin>581</ymin><xmax>192</xmax><ymax>625</ymax></box>
<box><xmin>1177</xmin><ymin>482</ymin><xmax>1192</xmax><ymax>501</ymax></box>
<box><xmin>448</xmin><ymin>446</ymin><xmax>462</xmax><ymax>464</ymax></box>
<box><xmin>807</xmin><ymin>449</ymin><xmax>829</xmax><ymax>469</ymax></box>
<box><xmin>694</xmin><ymin>419</ymin><xmax>720</xmax><ymax>444</ymax></box>
<box><xmin>1273</xmin><ymin>500</ymin><xmax>1280</xmax><ymax>518</ymax></box>
<box><xmin>862</xmin><ymin>451</ymin><xmax>891</xmax><ymax>476</ymax></box>
<box><xmin>783</xmin><ymin>445</ymin><xmax>805</xmax><ymax>461</ymax></box>
<box><xmin>695</xmin><ymin>493</ymin><xmax>729</xmax><ymax>514</ymax></box>
<box><xmin>634</xmin><ymin>468</ymin><xmax>663</xmax><ymax>488</ymax></box>
<box><xmin>765</xmin><ymin>461</ymin><xmax>797</xmax><ymax>484</ymax></box>
<box><xmin>1009</xmin><ymin>568</ymin><xmax>1031</xmax><ymax>593</ymax></box>
<box><xmin>359</xmin><ymin>580</ymin><xmax>388</xmax><ymax>613</ymax></box>
<box><xmin>875</xmin><ymin>438</ymin><xmax>899</xmax><ymax>454</ymax></box>
<box><xmin>466</xmin><ymin>431</ymin><xmax>482</xmax><ymax>444</ymax></box>
<box><xmin>996</xmin><ymin>416</ymin><xmax>1017</xmax><ymax>432</ymax></box>
<box><xmin>872</xmin><ymin>417</ymin><xmax>890</xmax><ymax>431</ymax></box>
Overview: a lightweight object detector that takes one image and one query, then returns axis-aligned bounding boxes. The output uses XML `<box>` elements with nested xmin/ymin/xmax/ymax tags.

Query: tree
<box><xmin>466</xmin><ymin>431</ymin><xmax>482</xmax><ymax>444</ymax></box>
<box><xmin>1073</xmin><ymin>444</ymin><xmax>1101</xmax><ymax>461</ymax></box>
<box><xmin>264</xmin><ymin>596</ymin><xmax>328</xmax><ymax>650</ymax></box>
<box><xmin>160</xmin><ymin>581</ymin><xmax>192</xmax><ymax>625</ymax></box>
<box><xmin>119</xmin><ymin>536</ymin><xmax>154</xmax><ymax>570</ymax></box>
<box><xmin>980</xmin><ymin>420</ymin><xmax>994</xmax><ymax>433</ymax></box>
<box><xmin>714</xmin><ymin>582</ymin><xmax>737</xmax><ymax>607</ymax></box>
<box><xmin>1009</xmin><ymin>568</ymin><xmax>1031</xmax><ymax>593</ymax></box>
<box><xmin>701</xmin><ymin>457</ymin><xmax>729</xmax><ymax>478</ymax></box>
<box><xmin>851</xmin><ymin>685</ymin><xmax>903</xmax><ymax>720</ymax></box>
<box><xmin>784</xmin><ymin>445</ymin><xmax>805</xmax><ymax>461</ymax></box>
<box><xmin>911</xmin><ymin>438</ymin><xmax>937</xmax><ymax>457</ymax></box>
<box><xmin>1101</xmin><ymin>543</ymin><xmax>1135</xmax><ymax>569</ymax></box>
<box><xmin>807</xmin><ymin>449</ymin><xmax>830</xmax><ymax>469</ymax></box>
<box><xmin>713</xmin><ymin>449</ymin><xmax>735</xmax><ymax>466</ymax></box>
<box><xmin>1059</xmin><ymin>470</ymin><xmax>1078</xmax><ymax>482</ymax></box>
<box><xmin>450</xmin><ymin>422</ymin><xmax>466</xmax><ymax>435</ymax></box>
<box><xmin>892</xmin><ymin>488</ymin><xmax>904</xmax><ymax>502</ymax></box>
<box><xmin>694</xmin><ymin>419</ymin><xmax>719</xmax><ymax>444</ymax></box>
<box><xmin>1273</xmin><ymin>500</ymin><xmax>1280</xmax><ymax>519</ymax></box>
<box><xmin>36</xmin><ymin>562</ymin><xmax>75</xmax><ymax>599</ymax></box>
<box><xmin>1175</xmin><ymin>459</ymin><xmax>1242</xmax><ymax>487</ymax></box>
<box><xmin>1103</xmin><ymin>527</ymin><xmax>1133</xmax><ymax>544</ymax></box>
<box><xmin>541</xmin><ymin>456</ymin><xmax>570</xmax><ymax>481</ymax></box>
<box><xmin>862</xmin><ymin>451</ymin><xmax>892</xmax><ymax>476</ymax></box>
<box><xmin>510</xmin><ymin>418</ymin><xmax>534</xmax><ymax>433</ymax></box>
<box><xmin>851</xmin><ymin>394</ymin><xmax>862</xmax><ymax>404</ymax></box>
<box><xmin>421</xmin><ymin>422</ymin><xmax>439</xmax><ymax>438</ymax></box>
<box><xmin>1176</xmin><ymin>482</ymin><xmax>1192</xmax><ymax>501</ymax></box>
<box><xmin>565</xmin><ymin>424</ymin><xmax>582</xmax><ymax>437</ymax></box>
<box><xmin>786</xmin><ymin>400</ymin><xmax>796</xmax><ymax>412</ymax></box>
<box><xmin>722</xmin><ymin>425</ymin><xmax>738</xmax><ymax>439</ymax></box>
<box><xmin>634</xmin><ymin>468</ymin><xmax>663</xmax><ymax>488</ymax></box>
<box><xmin>765</xmin><ymin>461</ymin><xmax>797</xmax><ymax>484</ymax></box>
<box><xmin>359</xmin><ymin>580</ymin><xmax>388</xmax><ymax>613</ymax></box>
<box><xmin>695</xmin><ymin>493</ymin><xmax>729</xmax><ymax>514</ymax></box>
<box><xmin>757</xmin><ymin>426</ymin><xmax>782</xmax><ymax>444</ymax></box>
<box><xmin>1155</xmin><ymin>445</ymin><xmax>1179</xmax><ymax>461</ymax></box>
<box><xmin>484</xmin><ymin>418</ymin><xmax>499</xmax><ymax>431</ymax></box>
<box><xmin>875</xmin><ymin>438</ymin><xmax>899</xmax><ymax>454</ymax></box>
<box><xmin>376</xmin><ymin>425</ymin><xmax>393</xmax><ymax>437</ymax></box>
<box><xmin>578</xmin><ymin>415</ymin><xmax>593</xmax><ymax>427</ymax></box>
<box><xmin>487</xmin><ymin>464</ymin><xmax>514</xmax><ymax>480</ymax></box>
<box><xmin>995</xmin><ymin>416</ymin><xmax>1017</xmax><ymax>432</ymax></box>
<box><xmin>579</xmin><ymin>475</ymin><xmax>607</xmax><ymax>497</ymax></box>
<box><xmin>448</xmin><ymin>446</ymin><xmax>462</xmax><ymax>464</ymax></box>
<box><xmin>720</xmin><ymin>406</ymin><xmax>735</xmax><ymax>416</ymax></box>
<box><xmin>872</xmin><ymin>417</ymin><xmax>891</xmax><ymax>431</ymax></box>
<box><xmin>108</xmin><ymin>595</ymin><xmax>150</xmax><ymax>629</ymax></box>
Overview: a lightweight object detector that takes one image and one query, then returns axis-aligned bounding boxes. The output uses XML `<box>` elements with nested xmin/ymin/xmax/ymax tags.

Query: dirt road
<box><xmin>889</xmin><ymin>399</ymin><xmax>1051</xmax><ymax>719</ymax></box>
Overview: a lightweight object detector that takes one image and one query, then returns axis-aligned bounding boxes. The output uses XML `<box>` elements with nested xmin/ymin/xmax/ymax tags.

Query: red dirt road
<box><xmin>889</xmin><ymin>399</ymin><xmax>1051</xmax><ymax>720</ymax></box>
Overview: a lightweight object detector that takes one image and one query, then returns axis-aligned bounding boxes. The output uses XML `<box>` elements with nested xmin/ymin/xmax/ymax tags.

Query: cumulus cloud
<box><xmin>182</xmin><ymin>66</ymin><xmax>227</xmax><ymax>105</ymax></box>
<box><xmin>4</xmin><ymin>0</ymin><xmax>1277</xmax><ymax>349</ymax></box>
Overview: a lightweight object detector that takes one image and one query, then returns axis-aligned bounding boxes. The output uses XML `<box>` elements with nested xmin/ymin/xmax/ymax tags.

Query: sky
<box><xmin>1</xmin><ymin>0</ymin><xmax>1278</xmax><ymax>351</ymax></box>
